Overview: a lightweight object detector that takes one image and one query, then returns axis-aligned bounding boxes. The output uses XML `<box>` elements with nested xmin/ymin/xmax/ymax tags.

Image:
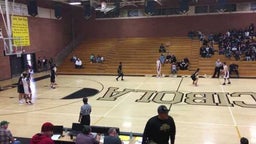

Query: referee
<box><xmin>78</xmin><ymin>97</ymin><xmax>91</xmax><ymax>125</ymax></box>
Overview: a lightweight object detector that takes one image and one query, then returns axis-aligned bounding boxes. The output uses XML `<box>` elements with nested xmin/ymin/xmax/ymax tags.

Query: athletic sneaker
<box><xmin>227</xmin><ymin>82</ymin><xmax>231</xmax><ymax>84</ymax></box>
<box><xmin>19</xmin><ymin>100</ymin><xmax>23</xmax><ymax>104</ymax></box>
<box><xmin>222</xmin><ymin>83</ymin><xmax>226</xmax><ymax>85</ymax></box>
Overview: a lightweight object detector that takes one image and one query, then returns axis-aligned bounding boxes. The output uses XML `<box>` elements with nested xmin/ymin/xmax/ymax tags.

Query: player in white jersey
<box><xmin>156</xmin><ymin>59</ymin><xmax>161</xmax><ymax>78</ymax></box>
<box><xmin>222</xmin><ymin>62</ymin><xmax>231</xmax><ymax>85</ymax></box>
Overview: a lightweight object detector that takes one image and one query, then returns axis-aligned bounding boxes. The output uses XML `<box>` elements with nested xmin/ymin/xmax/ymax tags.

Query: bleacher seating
<box><xmin>58</xmin><ymin>37</ymin><xmax>256</xmax><ymax>77</ymax></box>
<box><xmin>58</xmin><ymin>37</ymin><xmax>200</xmax><ymax>76</ymax></box>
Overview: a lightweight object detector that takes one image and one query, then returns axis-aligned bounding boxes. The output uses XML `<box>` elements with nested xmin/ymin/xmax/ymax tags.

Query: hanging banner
<box><xmin>11</xmin><ymin>16</ymin><xmax>30</xmax><ymax>46</ymax></box>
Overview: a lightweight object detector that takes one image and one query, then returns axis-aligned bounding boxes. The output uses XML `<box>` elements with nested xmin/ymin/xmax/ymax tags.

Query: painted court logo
<box><xmin>97</xmin><ymin>87</ymin><xmax>256</xmax><ymax>108</ymax></box>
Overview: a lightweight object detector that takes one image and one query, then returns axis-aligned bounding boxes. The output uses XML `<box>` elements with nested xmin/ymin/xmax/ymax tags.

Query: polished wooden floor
<box><xmin>0</xmin><ymin>74</ymin><xmax>256</xmax><ymax>144</ymax></box>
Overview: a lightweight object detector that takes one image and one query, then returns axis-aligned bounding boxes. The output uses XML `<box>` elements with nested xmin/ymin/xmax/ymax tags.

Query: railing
<box><xmin>55</xmin><ymin>36</ymin><xmax>84</xmax><ymax>66</ymax></box>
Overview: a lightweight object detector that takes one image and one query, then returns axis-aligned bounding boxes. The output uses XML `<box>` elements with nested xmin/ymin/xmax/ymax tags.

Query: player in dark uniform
<box><xmin>191</xmin><ymin>68</ymin><xmax>200</xmax><ymax>86</ymax></box>
<box><xmin>142</xmin><ymin>105</ymin><xmax>176</xmax><ymax>144</ymax></box>
<box><xmin>17</xmin><ymin>73</ymin><xmax>25</xmax><ymax>104</ymax></box>
<box><xmin>116</xmin><ymin>62</ymin><xmax>124</xmax><ymax>81</ymax></box>
<box><xmin>50</xmin><ymin>64</ymin><xmax>57</xmax><ymax>89</ymax></box>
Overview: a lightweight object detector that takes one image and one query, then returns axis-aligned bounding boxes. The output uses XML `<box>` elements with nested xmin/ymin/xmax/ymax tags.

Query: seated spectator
<box><xmin>103</xmin><ymin>128</ymin><xmax>122</xmax><ymax>144</ymax></box>
<box><xmin>75</xmin><ymin>125</ymin><xmax>99</xmax><ymax>144</ymax></box>
<box><xmin>229</xmin><ymin>63</ymin><xmax>239</xmax><ymax>78</ymax></box>
<box><xmin>159</xmin><ymin>43</ymin><xmax>166</xmax><ymax>53</ymax></box>
<box><xmin>171</xmin><ymin>62</ymin><xmax>177</xmax><ymax>74</ymax></box>
<box><xmin>70</xmin><ymin>55</ymin><xmax>77</xmax><ymax>62</ymax></box>
<box><xmin>159</xmin><ymin>54</ymin><xmax>165</xmax><ymax>64</ymax></box>
<box><xmin>165</xmin><ymin>53</ymin><xmax>172</xmax><ymax>63</ymax></box>
<box><xmin>96</xmin><ymin>55</ymin><xmax>104</xmax><ymax>63</ymax></box>
<box><xmin>0</xmin><ymin>120</ymin><xmax>21</xmax><ymax>144</ymax></box>
<box><xmin>184</xmin><ymin>57</ymin><xmax>189</xmax><ymax>64</ymax></box>
<box><xmin>90</xmin><ymin>54</ymin><xmax>95</xmax><ymax>63</ymax></box>
<box><xmin>170</xmin><ymin>55</ymin><xmax>177</xmax><ymax>63</ymax></box>
<box><xmin>75</xmin><ymin>58</ymin><xmax>83</xmax><ymax>69</ymax></box>
<box><xmin>179</xmin><ymin>60</ymin><xmax>188</xmax><ymax>70</ymax></box>
<box><xmin>30</xmin><ymin>122</ymin><xmax>54</xmax><ymax>144</ymax></box>
<box><xmin>100</xmin><ymin>56</ymin><xmax>104</xmax><ymax>62</ymax></box>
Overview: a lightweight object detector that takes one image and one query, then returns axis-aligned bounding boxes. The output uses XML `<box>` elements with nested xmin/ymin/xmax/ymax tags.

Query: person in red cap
<box><xmin>30</xmin><ymin>122</ymin><xmax>54</xmax><ymax>144</ymax></box>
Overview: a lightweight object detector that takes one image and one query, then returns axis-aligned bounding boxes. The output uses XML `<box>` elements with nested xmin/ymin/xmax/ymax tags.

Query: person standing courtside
<box><xmin>222</xmin><ymin>62</ymin><xmax>231</xmax><ymax>85</ymax></box>
<box><xmin>79</xmin><ymin>97</ymin><xmax>92</xmax><ymax>125</ymax></box>
<box><xmin>50</xmin><ymin>64</ymin><xmax>57</xmax><ymax>89</ymax></box>
<box><xmin>116</xmin><ymin>62</ymin><xmax>124</xmax><ymax>81</ymax></box>
<box><xmin>212</xmin><ymin>59</ymin><xmax>222</xmax><ymax>78</ymax></box>
<box><xmin>142</xmin><ymin>105</ymin><xmax>176</xmax><ymax>144</ymax></box>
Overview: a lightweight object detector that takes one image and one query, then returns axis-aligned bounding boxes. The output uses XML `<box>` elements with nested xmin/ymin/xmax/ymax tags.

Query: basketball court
<box><xmin>0</xmin><ymin>74</ymin><xmax>255</xmax><ymax>144</ymax></box>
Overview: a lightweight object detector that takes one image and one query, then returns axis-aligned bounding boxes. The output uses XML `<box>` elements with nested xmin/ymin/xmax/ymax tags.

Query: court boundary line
<box><xmin>219</xmin><ymin>79</ymin><xmax>241</xmax><ymax>139</ymax></box>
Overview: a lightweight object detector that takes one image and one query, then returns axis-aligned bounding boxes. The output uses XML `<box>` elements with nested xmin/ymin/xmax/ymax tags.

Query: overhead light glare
<box><xmin>69</xmin><ymin>2</ymin><xmax>81</xmax><ymax>5</ymax></box>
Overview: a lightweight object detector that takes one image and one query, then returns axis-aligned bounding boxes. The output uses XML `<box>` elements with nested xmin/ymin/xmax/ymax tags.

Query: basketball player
<box><xmin>17</xmin><ymin>73</ymin><xmax>25</xmax><ymax>104</ymax></box>
<box><xmin>191</xmin><ymin>68</ymin><xmax>200</xmax><ymax>86</ymax></box>
<box><xmin>78</xmin><ymin>97</ymin><xmax>91</xmax><ymax>126</ymax></box>
<box><xmin>22</xmin><ymin>73</ymin><xmax>32</xmax><ymax>104</ymax></box>
<box><xmin>156</xmin><ymin>58</ymin><xmax>161</xmax><ymax>77</ymax></box>
<box><xmin>50</xmin><ymin>64</ymin><xmax>57</xmax><ymax>89</ymax></box>
<box><xmin>116</xmin><ymin>62</ymin><xmax>124</xmax><ymax>81</ymax></box>
<box><xmin>222</xmin><ymin>62</ymin><xmax>231</xmax><ymax>85</ymax></box>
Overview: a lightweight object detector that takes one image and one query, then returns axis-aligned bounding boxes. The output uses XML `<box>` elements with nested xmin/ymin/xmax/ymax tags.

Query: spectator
<box><xmin>103</xmin><ymin>128</ymin><xmax>122</xmax><ymax>144</ymax></box>
<box><xmin>170</xmin><ymin>55</ymin><xmax>177</xmax><ymax>63</ymax></box>
<box><xmin>100</xmin><ymin>56</ymin><xmax>104</xmax><ymax>63</ymax></box>
<box><xmin>0</xmin><ymin>120</ymin><xmax>21</xmax><ymax>144</ymax></box>
<box><xmin>179</xmin><ymin>60</ymin><xmax>188</xmax><ymax>70</ymax></box>
<box><xmin>90</xmin><ymin>54</ymin><xmax>95</xmax><ymax>63</ymax></box>
<box><xmin>75</xmin><ymin>125</ymin><xmax>99</xmax><ymax>144</ymax></box>
<box><xmin>71</xmin><ymin>55</ymin><xmax>77</xmax><ymax>62</ymax></box>
<box><xmin>142</xmin><ymin>105</ymin><xmax>176</xmax><ymax>144</ymax></box>
<box><xmin>229</xmin><ymin>63</ymin><xmax>239</xmax><ymax>78</ymax></box>
<box><xmin>171</xmin><ymin>62</ymin><xmax>177</xmax><ymax>74</ymax></box>
<box><xmin>75</xmin><ymin>58</ymin><xmax>83</xmax><ymax>69</ymax></box>
<box><xmin>159</xmin><ymin>43</ymin><xmax>166</xmax><ymax>53</ymax></box>
<box><xmin>30</xmin><ymin>122</ymin><xmax>54</xmax><ymax>144</ymax></box>
<box><xmin>159</xmin><ymin>54</ymin><xmax>165</xmax><ymax>64</ymax></box>
<box><xmin>165</xmin><ymin>53</ymin><xmax>172</xmax><ymax>63</ymax></box>
<box><xmin>79</xmin><ymin>97</ymin><xmax>91</xmax><ymax>126</ymax></box>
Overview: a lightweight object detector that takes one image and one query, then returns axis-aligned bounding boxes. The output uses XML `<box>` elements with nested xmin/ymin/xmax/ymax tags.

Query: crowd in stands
<box><xmin>70</xmin><ymin>54</ymin><xmax>105</xmax><ymax>69</ymax></box>
<box><xmin>158</xmin><ymin>44</ymin><xmax>190</xmax><ymax>74</ymax></box>
<box><xmin>71</xmin><ymin>56</ymin><xmax>83</xmax><ymax>69</ymax></box>
<box><xmin>191</xmin><ymin>23</ymin><xmax>256</xmax><ymax>61</ymax></box>
<box><xmin>90</xmin><ymin>54</ymin><xmax>104</xmax><ymax>63</ymax></box>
